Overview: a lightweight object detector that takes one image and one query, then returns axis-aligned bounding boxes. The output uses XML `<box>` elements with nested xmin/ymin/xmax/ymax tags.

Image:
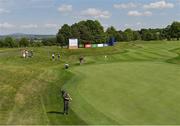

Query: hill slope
<box><xmin>0</xmin><ymin>41</ymin><xmax>180</xmax><ymax>125</ymax></box>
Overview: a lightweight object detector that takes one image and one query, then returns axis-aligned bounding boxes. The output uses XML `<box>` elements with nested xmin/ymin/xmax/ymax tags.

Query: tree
<box><xmin>56</xmin><ymin>20</ymin><xmax>179</xmax><ymax>44</ymax></box>
<box><xmin>123</xmin><ymin>28</ymin><xmax>134</xmax><ymax>41</ymax></box>
<box><xmin>57</xmin><ymin>20</ymin><xmax>106</xmax><ymax>45</ymax></box>
<box><xmin>42</xmin><ymin>38</ymin><xmax>57</xmax><ymax>46</ymax></box>
<box><xmin>4</xmin><ymin>37</ymin><xmax>15</xmax><ymax>48</ymax></box>
<box><xmin>78</xmin><ymin>22</ymin><xmax>93</xmax><ymax>42</ymax></box>
<box><xmin>133</xmin><ymin>31</ymin><xmax>141</xmax><ymax>41</ymax></box>
<box><xmin>19</xmin><ymin>38</ymin><xmax>29</xmax><ymax>47</ymax></box>
<box><xmin>57</xmin><ymin>24</ymin><xmax>72</xmax><ymax>46</ymax></box>
<box><xmin>57</xmin><ymin>34</ymin><xmax>65</xmax><ymax>46</ymax></box>
<box><xmin>71</xmin><ymin>23</ymin><xmax>81</xmax><ymax>39</ymax></box>
<box><xmin>169</xmin><ymin>22</ymin><xmax>180</xmax><ymax>40</ymax></box>
<box><xmin>140</xmin><ymin>29</ymin><xmax>154</xmax><ymax>41</ymax></box>
<box><xmin>161</xmin><ymin>26</ymin><xmax>171</xmax><ymax>40</ymax></box>
<box><xmin>85</xmin><ymin>20</ymin><xmax>105</xmax><ymax>43</ymax></box>
<box><xmin>106</xmin><ymin>26</ymin><xmax>124</xmax><ymax>42</ymax></box>
<box><xmin>32</xmin><ymin>42</ymin><xmax>43</xmax><ymax>47</ymax></box>
<box><xmin>106</xmin><ymin>26</ymin><xmax>117</xmax><ymax>38</ymax></box>
<box><xmin>117</xmin><ymin>31</ymin><xmax>125</xmax><ymax>42</ymax></box>
<box><xmin>0</xmin><ymin>40</ymin><xmax>4</xmax><ymax>47</ymax></box>
<box><xmin>74</xmin><ymin>20</ymin><xmax>105</xmax><ymax>43</ymax></box>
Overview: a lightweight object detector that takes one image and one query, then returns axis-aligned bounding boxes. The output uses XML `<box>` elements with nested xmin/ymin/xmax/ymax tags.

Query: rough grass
<box><xmin>0</xmin><ymin>40</ymin><xmax>180</xmax><ymax>125</ymax></box>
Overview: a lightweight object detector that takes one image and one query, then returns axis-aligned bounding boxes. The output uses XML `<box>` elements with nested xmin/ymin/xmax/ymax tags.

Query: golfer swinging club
<box><xmin>62</xmin><ymin>90</ymin><xmax>72</xmax><ymax>115</ymax></box>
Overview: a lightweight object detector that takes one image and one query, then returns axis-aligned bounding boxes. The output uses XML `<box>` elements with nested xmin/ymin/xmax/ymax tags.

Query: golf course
<box><xmin>1</xmin><ymin>40</ymin><xmax>180</xmax><ymax>125</ymax></box>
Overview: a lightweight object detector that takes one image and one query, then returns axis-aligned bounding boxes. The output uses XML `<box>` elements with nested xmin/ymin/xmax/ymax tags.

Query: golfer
<box><xmin>22</xmin><ymin>50</ymin><xmax>26</xmax><ymax>58</ymax></box>
<box><xmin>62</xmin><ymin>90</ymin><xmax>72</xmax><ymax>115</ymax></box>
<box><xmin>79</xmin><ymin>56</ymin><xmax>84</xmax><ymax>65</ymax></box>
<box><xmin>58</xmin><ymin>53</ymin><xmax>60</xmax><ymax>60</ymax></box>
<box><xmin>25</xmin><ymin>50</ymin><xmax>28</xmax><ymax>58</ymax></box>
<box><xmin>65</xmin><ymin>64</ymin><xmax>69</xmax><ymax>69</ymax></box>
<box><xmin>52</xmin><ymin>53</ymin><xmax>55</xmax><ymax>61</ymax></box>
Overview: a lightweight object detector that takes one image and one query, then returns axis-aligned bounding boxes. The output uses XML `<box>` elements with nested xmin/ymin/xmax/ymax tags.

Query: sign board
<box><xmin>85</xmin><ymin>44</ymin><xmax>92</xmax><ymax>48</ymax></box>
<box><xmin>97</xmin><ymin>44</ymin><xmax>104</xmax><ymax>47</ymax></box>
<box><xmin>69</xmin><ymin>39</ymin><xmax>78</xmax><ymax>49</ymax></box>
<box><xmin>92</xmin><ymin>44</ymin><xmax>97</xmax><ymax>48</ymax></box>
<box><xmin>79</xmin><ymin>44</ymin><xmax>84</xmax><ymax>48</ymax></box>
<box><xmin>104</xmin><ymin>43</ymin><xmax>109</xmax><ymax>47</ymax></box>
<box><xmin>109</xmin><ymin>37</ymin><xmax>115</xmax><ymax>46</ymax></box>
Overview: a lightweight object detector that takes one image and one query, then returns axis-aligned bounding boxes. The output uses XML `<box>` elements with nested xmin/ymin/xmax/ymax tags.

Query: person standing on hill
<box><xmin>25</xmin><ymin>50</ymin><xmax>28</xmax><ymax>58</ymax></box>
<box><xmin>61</xmin><ymin>90</ymin><xmax>72</xmax><ymax>115</ymax></box>
<box><xmin>30</xmin><ymin>50</ymin><xmax>33</xmax><ymax>57</ymax></box>
<box><xmin>58</xmin><ymin>53</ymin><xmax>60</xmax><ymax>61</ymax></box>
<box><xmin>22</xmin><ymin>50</ymin><xmax>26</xmax><ymax>58</ymax></box>
<box><xmin>52</xmin><ymin>53</ymin><xmax>55</xmax><ymax>61</ymax></box>
<box><xmin>64</xmin><ymin>64</ymin><xmax>69</xmax><ymax>69</ymax></box>
<box><xmin>79</xmin><ymin>56</ymin><xmax>84</xmax><ymax>65</ymax></box>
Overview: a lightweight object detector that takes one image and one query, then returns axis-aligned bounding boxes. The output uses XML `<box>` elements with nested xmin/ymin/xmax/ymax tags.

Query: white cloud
<box><xmin>113</xmin><ymin>3</ymin><xmax>137</xmax><ymax>9</ymax></box>
<box><xmin>44</xmin><ymin>23</ymin><xmax>58</xmax><ymax>28</ymax></box>
<box><xmin>58</xmin><ymin>4</ymin><xmax>72</xmax><ymax>12</ymax></box>
<box><xmin>143</xmin><ymin>1</ymin><xmax>174</xmax><ymax>9</ymax></box>
<box><xmin>81</xmin><ymin>8</ymin><xmax>111</xmax><ymax>19</ymax></box>
<box><xmin>128</xmin><ymin>11</ymin><xmax>142</xmax><ymax>16</ymax></box>
<box><xmin>128</xmin><ymin>10</ymin><xmax>152</xmax><ymax>16</ymax></box>
<box><xmin>0</xmin><ymin>22</ymin><xmax>15</xmax><ymax>28</ymax></box>
<box><xmin>0</xmin><ymin>8</ymin><xmax>10</xmax><ymax>14</ymax></box>
<box><xmin>21</xmin><ymin>24</ymin><xmax>38</xmax><ymax>29</ymax></box>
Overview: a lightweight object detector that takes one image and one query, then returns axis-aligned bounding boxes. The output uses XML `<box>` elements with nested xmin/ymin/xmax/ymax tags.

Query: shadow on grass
<box><xmin>47</xmin><ymin>111</ymin><xmax>64</xmax><ymax>115</ymax></box>
<box><xmin>47</xmin><ymin>109</ymin><xmax>87</xmax><ymax>125</ymax></box>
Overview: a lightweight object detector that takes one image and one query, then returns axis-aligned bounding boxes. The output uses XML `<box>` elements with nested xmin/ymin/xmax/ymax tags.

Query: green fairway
<box><xmin>1</xmin><ymin>41</ymin><xmax>180</xmax><ymax>125</ymax></box>
<box><xmin>64</xmin><ymin>62</ymin><xmax>180</xmax><ymax>124</ymax></box>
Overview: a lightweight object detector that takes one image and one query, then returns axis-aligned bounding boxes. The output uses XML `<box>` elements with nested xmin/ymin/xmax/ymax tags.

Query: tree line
<box><xmin>0</xmin><ymin>37</ymin><xmax>44</xmax><ymax>48</ymax></box>
<box><xmin>57</xmin><ymin>20</ymin><xmax>180</xmax><ymax>46</ymax></box>
<box><xmin>0</xmin><ymin>20</ymin><xmax>179</xmax><ymax>48</ymax></box>
<box><xmin>0</xmin><ymin>37</ymin><xmax>58</xmax><ymax>48</ymax></box>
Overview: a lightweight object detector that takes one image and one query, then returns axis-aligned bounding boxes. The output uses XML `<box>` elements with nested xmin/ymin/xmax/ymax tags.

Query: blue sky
<box><xmin>0</xmin><ymin>0</ymin><xmax>179</xmax><ymax>35</ymax></box>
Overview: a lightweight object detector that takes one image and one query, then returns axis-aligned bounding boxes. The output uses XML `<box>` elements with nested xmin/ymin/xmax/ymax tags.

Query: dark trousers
<box><xmin>63</xmin><ymin>100</ymin><xmax>69</xmax><ymax>114</ymax></box>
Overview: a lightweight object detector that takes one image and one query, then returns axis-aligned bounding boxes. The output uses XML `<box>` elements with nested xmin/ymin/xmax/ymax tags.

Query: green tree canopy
<box><xmin>57</xmin><ymin>24</ymin><xmax>72</xmax><ymax>46</ymax></box>
<box><xmin>56</xmin><ymin>20</ymin><xmax>180</xmax><ymax>44</ymax></box>
<box><xmin>57</xmin><ymin>20</ymin><xmax>106</xmax><ymax>45</ymax></box>
<box><xmin>123</xmin><ymin>28</ymin><xmax>134</xmax><ymax>41</ymax></box>
<box><xmin>19</xmin><ymin>38</ymin><xmax>29</xmax><ymax>47</ymax></box>
<box><xmin>0</xmin><ymin>40</ymin><xmax>4</xmax><ymax>47</ymax></box>
<box><xmin>169</xmin><ymin>22</ymin><xmax>180</xmax><ymax>40</ymax></box>
<box><xmin>4</xmin><ymin>37</ymin><xmax>15</xmax><ymax>48</ymax></box>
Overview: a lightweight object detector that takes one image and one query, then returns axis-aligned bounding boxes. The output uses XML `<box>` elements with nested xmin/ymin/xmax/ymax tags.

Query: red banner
<box><xmin>85</xmin><ymin>44</ymin><xmax>92</xmax><ymax>48</ymax></box>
